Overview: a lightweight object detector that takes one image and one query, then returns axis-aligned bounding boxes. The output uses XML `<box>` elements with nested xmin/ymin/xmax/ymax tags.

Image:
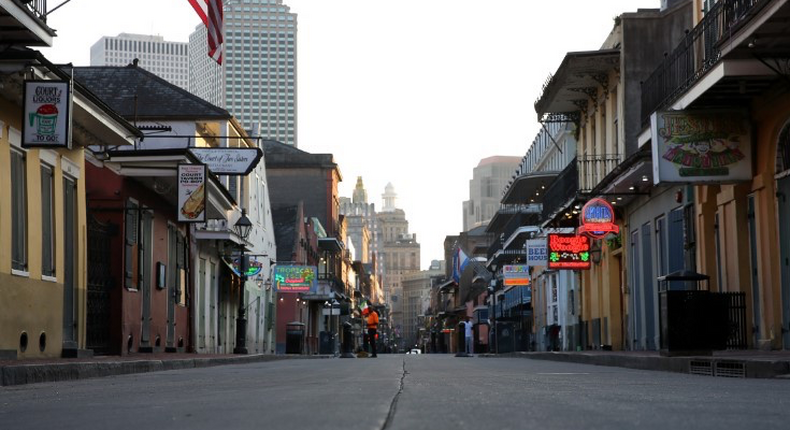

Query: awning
<box><xmin>501</xmin><ymin>171</ymin><xmax>561</xmax><ymax>205</ymax></box>
<box><xmin>437</xmin><ymin>280</ymin><xmax>455</xmax><ymax>293</ymax></box>
<box><xmin>535</xmin><ymin>49</ymin><xmax>620</xmax><ymax>120</ymax></box>
<box><xmin>106</xmin><ymin>149</ymin><xmax>235</xmax><ymax>220</ymax></box>
<box><xmin>318</xmin><ymin>237</ymin><xmax>344</xmax><ymax>253</ymax></box>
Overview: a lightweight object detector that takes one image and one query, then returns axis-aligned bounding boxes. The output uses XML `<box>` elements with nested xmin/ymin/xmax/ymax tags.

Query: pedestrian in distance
<box><xmin>366</xmin><ymin>307</ymin><xmax>379</xmax><ymax>357</ymax></box>
<box><xmin>463</xmin><ymin>316</ymin><xmax>474</xmax><ymax>355</ymax></box>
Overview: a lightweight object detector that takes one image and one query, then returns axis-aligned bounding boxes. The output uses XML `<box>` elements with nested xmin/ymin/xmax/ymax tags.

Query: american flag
<box><xmin>188</xmin><ymin>0</ymin><xmax>224</xmax><ymax>65</ymax></box>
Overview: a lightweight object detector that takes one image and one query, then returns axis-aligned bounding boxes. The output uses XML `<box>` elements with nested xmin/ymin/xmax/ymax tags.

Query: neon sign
<box><xmin>547</xmin><ymin>234</ymin><xmax>591</xmax><ymax>270</ymax></box>
<box><xmin>577</xmin><ymin>198</ymin><xmax>619</xmax><ymax>239</ymax></box>
<box><xmin>274</xmin><ymin>265</ymin><xmax>317</xmax><ymax>293</ymax></box>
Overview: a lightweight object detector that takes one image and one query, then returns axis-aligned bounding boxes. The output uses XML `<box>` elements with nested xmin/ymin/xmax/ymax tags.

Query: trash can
<box><xmin>319</xmin><ymin>331</ymin><xmax>335</xmax><ymax>355</ymax></box>
<box><xmin>285</xmin><ymin>321</ymin><xmax>305</xmax><ymax>355</ymax></box>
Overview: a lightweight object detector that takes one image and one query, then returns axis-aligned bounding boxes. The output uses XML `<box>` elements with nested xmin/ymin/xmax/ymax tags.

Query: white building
<box><xmin>90</xmin><ymin>33</ymin><xmax>189</xmax><ymax>90</ymax></box>
<box><xmin>463</xmin><ymin>156</ymin><xmax>521</xmax><ymax>232</ymax></box>
<box><xmin>189</xmin><ymin>0</ymin><xmax>298</xmax><ymax>146</ymax></box>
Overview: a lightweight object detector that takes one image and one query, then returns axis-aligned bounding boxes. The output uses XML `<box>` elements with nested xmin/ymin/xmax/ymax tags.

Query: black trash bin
<box><xmin>319</xmin><ymin>331</ymin><xmax>335</xmax><ymax>355</ymax></box>
<box><xmin>658</xmin><ymin>271</ymin><xmax>728</xmax><ymax>356</ymax></box>
<box><xmin>285</xmin><ymin>321</ymin><xmax>305</xmax><ymax>355</ymax></box>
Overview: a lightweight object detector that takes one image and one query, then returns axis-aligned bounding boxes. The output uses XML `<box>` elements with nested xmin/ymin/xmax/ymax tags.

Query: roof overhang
<box><xmin>318</xmin><ymin>237</ymin><xmax>344</xmax><ymax>253</ymax></box>
<box><xmin>503</xmin><ymin>226</ymin><xmax>541</xmax><ymax>251</ymax></box>
<box><xmin>106</xmin><ymin>149</ymin><xmax>236</xmax><ymax>220</ymax></box>
<box><xmin>501</xmin><ymin>171</ymin><xmax>560</xmax><ymax>205</ymax></box>
<box><xmin>535</xmin><ymin>49</ymin><xmax>620</xmax><ymax>120</ymax></box>
<box><xmin>485</xmin><ymin>204</ymin><xmax>542</xmax><ymax>233</ymax></box>
<box><xmin>0</xmin><ymin>0</ymin><xmax>56</xmax><ymax>47</ymax></box>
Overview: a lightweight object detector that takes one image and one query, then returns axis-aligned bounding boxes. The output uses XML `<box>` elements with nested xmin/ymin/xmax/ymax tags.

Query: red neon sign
<box><xmin>547</xmin><ymin>234</ymin><xmax>591</xmax><ymax>270</ymax></box>
<box><xmin>577</xmin><ymin>198</ymin><xmax>620</xmax><ymax>239</ymax></box>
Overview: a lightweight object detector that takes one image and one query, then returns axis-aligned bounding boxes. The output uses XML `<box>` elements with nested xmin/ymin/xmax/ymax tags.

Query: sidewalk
<box><xmin>0</xmin><ymin>353</ymin><xmax>331</xmax><ymax>387</ymax></box>
<box><xmin>480</xmin><ymin>350</ymin><xmax>790</xmax><ymax>379</ymax></box>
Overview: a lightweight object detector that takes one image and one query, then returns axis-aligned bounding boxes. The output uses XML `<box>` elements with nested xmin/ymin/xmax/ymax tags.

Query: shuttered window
<box><xmin>125</xmin><ymin>200</ymin><xmax>139</xmax><ymax>289</ymax></box>
<box><xmin>41</xmin><ymin>164</ymin><xmax>55</xmax><ymax>277</ymax></box>
<box><xmin>11</xmin><ymin>150</ymin><xmax>27</xmax><ymax>271</ymax></box>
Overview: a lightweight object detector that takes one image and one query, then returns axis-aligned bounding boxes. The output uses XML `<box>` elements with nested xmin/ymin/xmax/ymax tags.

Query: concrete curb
<box><xmin>1</xmin><ymin>354</ymin><xmax>332</xmax><ymax>387</ymax></box>
<box><xmin>479</xmin><ymin>352</ymin><xmax>790</xmax><ymax>379</ymax></box>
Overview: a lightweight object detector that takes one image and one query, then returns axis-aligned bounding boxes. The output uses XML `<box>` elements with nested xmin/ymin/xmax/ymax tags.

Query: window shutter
<box><xmin>125</xmin><ymin>200</ymin><xmax>138</xmax><ymax>289</ymax></box>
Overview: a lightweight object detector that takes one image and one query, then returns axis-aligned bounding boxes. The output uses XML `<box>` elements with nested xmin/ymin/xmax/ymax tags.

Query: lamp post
<box><xmin>233</xmin><ymin>209</ymin><xmax>253</xmax><ymax>354</ymax></box>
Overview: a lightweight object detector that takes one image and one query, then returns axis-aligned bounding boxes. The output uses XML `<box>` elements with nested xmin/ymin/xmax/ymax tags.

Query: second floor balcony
<box><xmin>0</xmin><ymin>0</ymin><xmax>55</xmax><ymax>46</ymax></box>
<box><xmin>578</xmin><ymin>154</ymin><xmax>623</xmax><ymax>193</ymax></box>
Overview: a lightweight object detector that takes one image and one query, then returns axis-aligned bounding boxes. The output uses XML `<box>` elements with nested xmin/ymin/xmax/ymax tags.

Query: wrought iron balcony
<box><xmin>641</xmin><ymin>0</ymin><xmax>768</xmax><ymax>126</ymax></box>
<box><xmin>541</xmin><ymin>158</ymin><xmax>578</xmax><ymax>221</ymax></box>
<box><xmin>578</xmin><ymin>154</ymin><xmax>622</xmax><ymax>193</ymax></box>
<box><xmin>22</xmin><ymin>0</ymin><xmax>47</xmax><ymax>20</ymax></box>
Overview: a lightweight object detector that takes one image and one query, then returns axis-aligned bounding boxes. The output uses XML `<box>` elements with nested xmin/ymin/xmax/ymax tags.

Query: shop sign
<box><xmin>22</xmin><ymin>80</ymin><xmax>71</xmax><ymax>148</ymax></box>
<box><xmin>547</xmin><ymin>234</ymin><xmax>591</xmax><ymax>270</ymax></box>
<box><xmin>526</xmin><ymin>239</ymin><xmax>548</xmax><ymax>266</ymax></box>
<box><xmin>177</xmin><ymin>164</ymin><xmax>207</xmax><ymax>223</ymax></box>
<box><xmin>503</xmin><ymin>264</ymin><xmax>530</xmax><ymax>286</ymax></box>
<box><xmin>222</xmin><ymin>255</ymin><xmax>264</xmax><ymax>277</ymax></box>
<box><xmin>651</xmin><ymin>110</ymin><xmax>752</xmax><ymax>184</ymax></box>
<box><xmin>577</xmin><ymin>198</ymin><xmax>620</xmax><ymax>239</ymax></box>
<box><xmin>274</xmin><ymin>265</ymin><xmax>317</xmax><ymax>293</ymax></box>
<box><xmin>189</xmin><ymin>147</ymin><xmax>263</xmax><ymax>175</ymax></box>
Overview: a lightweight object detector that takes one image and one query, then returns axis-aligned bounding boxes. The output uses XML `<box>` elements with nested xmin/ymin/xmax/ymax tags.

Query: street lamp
<box><xmin>233</xmin><ymin>209</ymin><xmax>253</xmax><ymax>354</ymax></box>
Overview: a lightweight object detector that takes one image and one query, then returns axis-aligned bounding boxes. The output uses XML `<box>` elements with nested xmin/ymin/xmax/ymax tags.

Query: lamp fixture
<box><xmin>641</xmin><ymin>175</ymin><xmax>649</xmax><ymax>182</ymax></box>
<box><xmin>234</xmin><ymin>209</ymin><xmax>253</xmax><ymax>241</ymax></box>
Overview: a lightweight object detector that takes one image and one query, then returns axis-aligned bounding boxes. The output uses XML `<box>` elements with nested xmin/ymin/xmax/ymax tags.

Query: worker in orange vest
<box><xmin>365</xmin><ymin>307</ymin><xmax>379</xmax><ymax>358</ymax></box>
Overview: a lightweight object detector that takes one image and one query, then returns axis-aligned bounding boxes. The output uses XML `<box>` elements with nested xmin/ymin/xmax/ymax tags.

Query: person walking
<box><xmin>463</xmin><ymin>316</ymin><xmax>474</xmax><ymax>355</ymax></box>
<box><xmin>366</xmin><ymin>307</ymin><xmax>379</xmax><ymax>357</ymax></box>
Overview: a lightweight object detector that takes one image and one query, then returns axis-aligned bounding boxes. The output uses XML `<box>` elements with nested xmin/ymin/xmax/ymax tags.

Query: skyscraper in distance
<box><xmin>189</xmin><ymin>0</ymin><xmax>298</xmax><ymax>146</ymax></box>
<box><xmin>90</xmin><ymin>33</ymin><xmax>189</xmax><ymax>90</ymax></box>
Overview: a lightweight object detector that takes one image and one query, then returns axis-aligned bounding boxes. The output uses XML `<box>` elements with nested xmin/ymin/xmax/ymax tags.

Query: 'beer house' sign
<box><xmin>547</xmin><ymin>234</ymin><xmax>591</xmax><ymax>270</ymax></box>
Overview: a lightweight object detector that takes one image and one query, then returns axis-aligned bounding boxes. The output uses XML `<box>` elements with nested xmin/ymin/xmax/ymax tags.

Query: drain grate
<box><xmin>689</xmin><ymin>360</ymin><xmax>713</xmax><ymax>376</ymax></box>
<box><xmin>714</xmin><ymin>361</ymin><xmax>746</xmax><ymax>378</ymax></box>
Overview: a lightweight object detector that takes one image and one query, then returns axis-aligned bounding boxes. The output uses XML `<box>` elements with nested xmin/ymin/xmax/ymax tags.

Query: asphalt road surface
<box><xmin>2</xmin><ymin>354</ymin><xmax>789</xmax><ymax>430</ymax></box>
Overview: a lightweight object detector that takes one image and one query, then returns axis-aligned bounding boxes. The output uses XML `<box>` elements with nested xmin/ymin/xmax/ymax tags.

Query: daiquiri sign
<box><xmin>22</xmin><ymin>80</ymin><xmax>71</xmax><ymax>148</ymax></box>
<box><xmin>650</xmin><ymin>110</ymin><xmax>752</xmax><ymax>184</ymax></box>
<box><xmin>577</xmin><ymin>198</ymin><xmax>619</xmax><ymax>239</ymax></box>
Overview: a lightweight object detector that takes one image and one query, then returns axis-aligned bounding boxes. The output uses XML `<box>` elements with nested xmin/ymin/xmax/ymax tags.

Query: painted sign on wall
<box><xmin>23</xmin><ymin>80</ymin><xmax>71</xmax><ymax>148</ymax></box>
<box><xmin>577</xmin><ymin>198</ymin><xmax>620</xmax><ymax>239</ymax></box>
<box><xmin>526</xmin><ymin>239</ymin><xmax>548</xmax><ymax>267</ymax></box>
<box><xmin>503</xmin><ymin>264</ymin><xmax>530</xmax><ymax>286</ymax></box>
<box><xmin>274</xmin><ymin>265</ymin><xmax>317</xmax><ymax>293</ymax></box>
<box><xmin>547</xmin><ymin>234</ymin><xmax>591</xmax><ymax>270</ymax></box>
<box><xmin>189</xmin><ymin>147</ymin><xmax>263</xmax><ymax>175</ymax></box>
<box><xmin>650</xmin><ymin>110</ymin><xmax>752</xmax><ymax>184</ymax></box>
<box><xmin>177</xmin><ymin>164</ymin><xmax>207</xmax><ymax>222</ymax></box>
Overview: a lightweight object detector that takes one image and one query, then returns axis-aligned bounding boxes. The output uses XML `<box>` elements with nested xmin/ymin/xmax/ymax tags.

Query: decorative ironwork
<box><xmin>86</xmin><ymin>215</ymin><xmax>115</xmax><ymax>355</ymax></box>
<box><xmin>641</xmin><ymin>0</ymin><xmax>768</xmax><ymax>126</ymax></box>
<box><xmin>542</xmin><ymin>159</ymin><xmax>579</xmax><ymax>221</ymax></box>
<box><xmin>572</xmin><ymin>99</ymin><xmax>589</xmax><ymax>116</ymax></box>
<box><xmin>540</xmin><ymin>112</ymin><xmax>580</xmax><ymax>124</ymax></box>
<box><xmin>568</xmin><ymin>86</ymin><xmax>598</xmax><ymax>101</ymax></box>
<box><xmin>577</xmin><ymin>154</ymin><xmax>624</xmax><ymax>192</ymax></box>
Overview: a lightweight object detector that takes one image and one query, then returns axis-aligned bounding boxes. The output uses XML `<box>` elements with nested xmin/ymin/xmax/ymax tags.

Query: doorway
<box><xmin>62</xmin><ymin>177</ymin><xmax>78</xmax><ymax>354</ymax></box>
<box><xmin>776</xmin><ymin>120</ymin><xmax>790</xmax><ymax>350</ymax></box>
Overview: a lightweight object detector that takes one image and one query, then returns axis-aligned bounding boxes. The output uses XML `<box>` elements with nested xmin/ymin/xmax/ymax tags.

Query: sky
<box><xmin>41</xmin><ymin>0</ymin><xmax>662</xmax><ymax>269</ymax></box>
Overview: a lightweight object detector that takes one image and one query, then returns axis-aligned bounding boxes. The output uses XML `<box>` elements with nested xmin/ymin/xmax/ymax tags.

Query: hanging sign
<box><xmin>222</xmin><ymin>255</ymin><xmax>264</xmax><ymax>278</ymax></box>
<box><xmin>547</xmin><ymin>234</ymin><xmax>591</xmax><ymax>270</ymax></box>
<box><xmin>526</xmin><ymin>239</ymin><xmax>548</xmax><ymax>267</ymax></box>
<box><xmin>577</xmin><ymin>198</ymin><xmax>619</xmax><ymax>239</ymax></box>
<box><xmin>189</xmin><ymin>147</ymin><xmax>263</xmax><ymax>175</ymax></box>
<box><xmin>274</xmin><ymin>265</ymin><xmax>317</xmax><ymax>293</ymax></box>
<box><xmin>177</xmin><ymin>164</ymin><xmax>207</xmax><ymax>222</ymax></box>
<box><xmin>650</xmin><ymin>110</ymin><xmax>752</xmax><ymax>184</ymax></box>
<box><xmin>503</xmin><ymin>264</ymin><xmax>530</xmax><ymax>286</ymax></box>
<box><xmin>22</xmin><ymin>80</ymin><xmax>71</xmax><ymax>148</ymax></box>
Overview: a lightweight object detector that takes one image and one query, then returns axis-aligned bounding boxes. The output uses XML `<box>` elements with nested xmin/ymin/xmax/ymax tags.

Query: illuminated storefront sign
<box><xmin>274</xmin><ymin>265</ymin><xmax>317</xmax><ymax>293</ymax></box>
<box><xmin>526</xmin><ymin>239</ymin><xmax>548</xmax><ymax>266</ymax></box>
<box><xmin>547</xmin><ymin>234</ymin><xmax>591</xmax><ymax>270</ymax></box>
<box><xmin>577</xmin><ymin>198</ymin><xmax>620</xmax><ymax>239</ymax></box>
<box><xmin>503</xmin><ymin>264</ymin><xmax>530</xmax><ymax>286</ymax></box>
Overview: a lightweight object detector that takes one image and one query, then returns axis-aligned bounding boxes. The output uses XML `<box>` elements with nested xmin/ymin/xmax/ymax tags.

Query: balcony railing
<box><xmin>541</xmin><ymin>158</ymin><xmax>578</xmax><ymax>221</ymax></box>
<box><xmin>641</xmin><ymin>0</ymin><xmax>767</xmax><ymax>126</ymax></box>
<box><xmin>578</xmin><ymin>154</ymin><xmax>622</xmax><ymax>193</ymax></box>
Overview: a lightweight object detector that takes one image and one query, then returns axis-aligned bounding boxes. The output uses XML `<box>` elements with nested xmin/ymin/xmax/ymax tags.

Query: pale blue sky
<box><xmin>42</xmin><ymin>0</ymin><xmax>663</xmax><ymax>269</ymax></box>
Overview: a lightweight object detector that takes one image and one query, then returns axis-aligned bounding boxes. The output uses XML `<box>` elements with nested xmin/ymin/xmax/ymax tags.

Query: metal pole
<box><xmin>234</xmin><ymin>248</ymin><xmax>248</xmax><ymax>354</ymax></box>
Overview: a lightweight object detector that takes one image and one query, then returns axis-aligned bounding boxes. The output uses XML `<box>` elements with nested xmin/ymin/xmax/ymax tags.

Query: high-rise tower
<box><xmin>189</xmin><ymin>0</ymin><xmax>298</xmax><ymax>146</ymax></box>
<box><xmin>90</xmin><ymin>33</ymin><xmax>189</xmax><ymax>90</ymax></box>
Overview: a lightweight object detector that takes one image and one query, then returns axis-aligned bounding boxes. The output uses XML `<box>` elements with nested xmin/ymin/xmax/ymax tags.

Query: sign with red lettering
<box><xmin>547</xmin><ymin>234</ymin><xmax>591</xmax><ymax>270</ymax></box>
<box><xmin>274</xmin><ymin>265</ymin><xmax>317</xmax><ymax>293</ymax></box>
<box><xmin>577</xmin><ymin>198</ymin><xmax>620</xmax><ymax>239</ymax></box>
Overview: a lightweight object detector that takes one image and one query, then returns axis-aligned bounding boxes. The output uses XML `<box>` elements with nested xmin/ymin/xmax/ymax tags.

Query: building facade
<box><xmin>90</xmin><ymin>33</ymin><xmax>189</xmax><ymax>90</ymax></box>
<box><xmin>402</xmin><ymin>261</ymin><xmax>444</xmax><ymax>349</ymax></box>
<box><xmin>189</xmin><ymin>0</ymin><xmax>298</xmax><ymax>145</ymax></box>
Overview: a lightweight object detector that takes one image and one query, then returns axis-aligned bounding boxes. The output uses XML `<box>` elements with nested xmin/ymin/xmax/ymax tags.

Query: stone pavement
<box><xmin>0</xmin><ymin>352</ymin><xmax>331</xmax><ymax>386</ymax></box>
<box><xmin>483</xmin><ymin>349</ymin><xmax>790</xmax><ymax>378</ymax></box>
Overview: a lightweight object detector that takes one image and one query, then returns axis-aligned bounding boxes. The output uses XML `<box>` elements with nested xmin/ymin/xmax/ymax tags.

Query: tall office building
<box><xmin>90</xmin><ymin>33</ymin><xmax>189</xmax><ymax>90</ymax></box>
<box><xmin>462</xmin><ymin>156</ymin><xmax>521</xmax><ymax>232</ymax></box>
<box><xmin>189</xmin><ymin>0</ymin><xmax>298</xmax><ymax>146</ymax></box>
